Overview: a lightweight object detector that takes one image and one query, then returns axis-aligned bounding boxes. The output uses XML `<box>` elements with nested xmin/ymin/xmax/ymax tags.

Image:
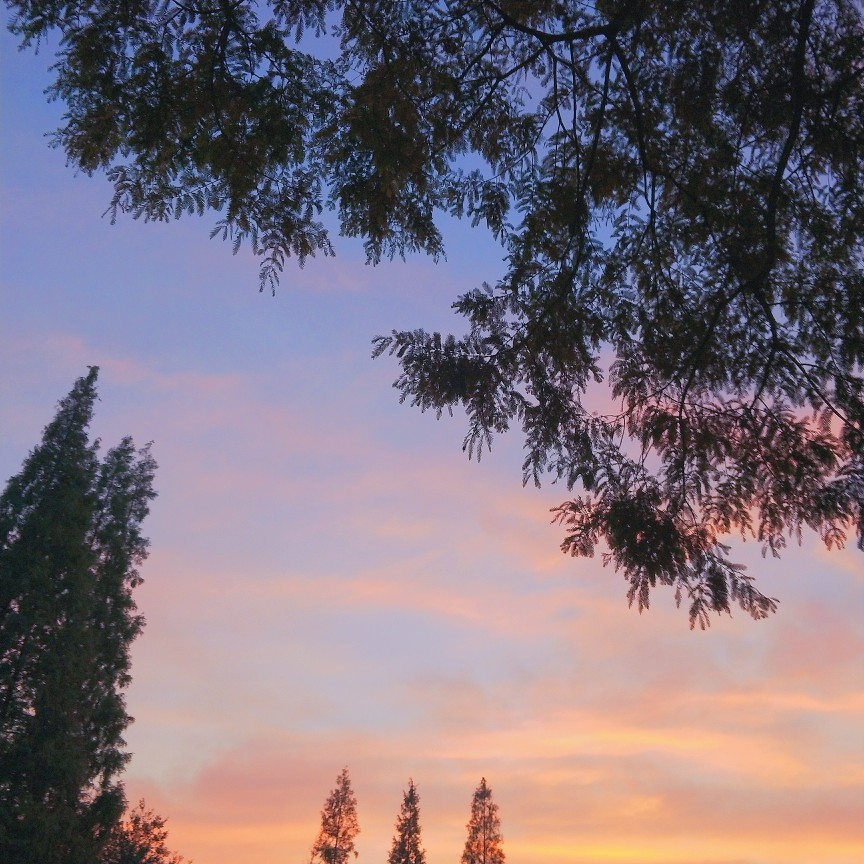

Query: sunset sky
<box><xmin>1</xmin><ymin>21</ymin><xmax>863</xmax><ymax>864</ymax></box>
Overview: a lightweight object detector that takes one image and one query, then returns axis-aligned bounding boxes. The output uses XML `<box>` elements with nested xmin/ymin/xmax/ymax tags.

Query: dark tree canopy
<box><xmin>0</xmin><ymin>369</ymin><xmax>157</xmax><ymax>863</ymax></box>
<box><xmin>6</xmin><ymin>1</ymin><xmax>863</xmax><ymax>625</ymax></box>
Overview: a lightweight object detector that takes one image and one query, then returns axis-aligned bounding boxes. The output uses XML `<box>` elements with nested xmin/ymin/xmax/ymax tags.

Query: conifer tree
<box><xmin>309</xmin><ymin>767</ymin><xmax>360</xmax><ymax>864</ymax></box>
<box><xmin>461</xmin><ymin>778</ymin><xmax>504</xmax><ymax>864</ymax></box>
<box><xmin>0</xmin><ymin>369</ymin><xmax>157</xmax><ymax>864</ymax></box>
<box><xmin>387</xmin><ymin>779</ymin><xmax>426</xmax><ymax>864</ymax></box>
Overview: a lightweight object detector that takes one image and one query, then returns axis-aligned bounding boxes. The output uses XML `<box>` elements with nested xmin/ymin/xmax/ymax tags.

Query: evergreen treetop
<box><xmin>309</xmin><ymin>767</ymin><xmax>361</xmax><ymax>864</ymax></box>
<box><xmin>461</xmin><ymin>778</ymin><xmax>505</xmax><ymax>864</ymax></box>
<box><xmin>387</xmin><ymin>779</ymin><xmax>426</xmax><ymax>864</ymax></box>
<box><xmin>0</xmin><ymin>369</ymin><xmax>157</xmax><ymax>864</ymax></box>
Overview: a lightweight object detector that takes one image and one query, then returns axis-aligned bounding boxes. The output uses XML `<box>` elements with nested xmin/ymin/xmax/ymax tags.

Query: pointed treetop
<box><xmin>387</xmin><ymin>778</ymin><xmax>426</xmax><ymax>864</ymax></box>
<box><xmin>309</xmin><ymin>767</ymin><xmax>360</xmax><ymax>864</ymax></box>
<box><xmin>461</xmin><ymin>777</ymin><xmax>504</xmax><ymax>864</ymax></box>
<box><xmin>0</xmin><ymin>368</ymin><xmax>157</xmax><ymax>863</ymax></box>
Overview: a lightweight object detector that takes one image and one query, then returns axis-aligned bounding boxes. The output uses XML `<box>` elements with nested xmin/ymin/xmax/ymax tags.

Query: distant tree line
<box><xmin>310</xmin><ymin>769</ymin><xmax>504</xmax><ymax>864</ymax></box>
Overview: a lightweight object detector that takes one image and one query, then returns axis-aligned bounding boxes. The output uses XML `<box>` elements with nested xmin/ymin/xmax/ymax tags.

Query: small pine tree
<box><xmin>461</xmin><ymin>778</ymin><xmax>504</xmax><ymax>864</ymax></box>
<box><xmin>309</xmin><ymin>768</ymin><xmax>360</xmax><ymax>864</ymax></box>
<box><xmin>99</xmin><ymin>799</ymin><xmax>186</xmax><ymax>864</ymax></box>
<box><xmin>0</xmin><ymin>369</ymin><xmax>157</xmax><ymax>864</ymax></box>
<box><xmin>387</xmin><ymin>779</ymin><xmax>426</xmax><ymax>864</ymax></box>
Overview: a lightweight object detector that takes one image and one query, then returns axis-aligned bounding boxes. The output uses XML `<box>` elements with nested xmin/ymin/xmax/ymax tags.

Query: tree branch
<box><xmin>481</xmin><ymin>0</ymin><xmax>624</xmax><ymax>46</ymax></box>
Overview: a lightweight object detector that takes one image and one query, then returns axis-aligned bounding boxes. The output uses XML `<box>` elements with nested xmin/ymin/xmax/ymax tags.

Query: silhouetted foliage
<box><xmin>461</xmin><ymin>778</ymin><xmax>504</xmax><ymax>864</ymax></box>
<box><xmin>6</xmin><ymin>1</ymin><xmax>863</xmax><ymax>624</ymax></box>
<box><xmin>99</xmin><ymin>800</ymin><xmax>187</xmax><ymax>864</ymax></box>
<box><xmin>387</xmin><ymin>779</ymin><xmax>426</xmax><ymax>864</ymax></box>
<box><xmin>0</xmin><ymin>369</ymin><xmax>157</xmax><ymax>863</ymax></box>
<box><xmin>309</xmin><ymin>767</ymin><xmax>360</xmax><ymax>864</ymax></box>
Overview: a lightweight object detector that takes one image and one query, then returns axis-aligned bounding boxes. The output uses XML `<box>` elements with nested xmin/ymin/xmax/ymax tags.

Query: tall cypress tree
<box><xmin>0</xmin><ymin>369</ymin><xmax>157</xmax><ymax>864</ymax></box>
<box><xmin>387</xmin><ymin>779</ymin><xmax>426</xmax><ymax>864</ymax></box>
<box><xmin>309</xmin><ymin>767</ymin><xmax>360</xmax><ymax>864</ymax></box>
<box><xmin>461</xmin><ymin>778</ymin><xmax>505</xmax><ymax>864</ymax></box>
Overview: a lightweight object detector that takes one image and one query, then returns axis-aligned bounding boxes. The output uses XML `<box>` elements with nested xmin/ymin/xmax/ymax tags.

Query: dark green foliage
<box><xmin>7</xmin><ymin>2</ymin><xmax>863</xmax><ymax>624</ymax></box>
<box><xmin>387</xmin><ymin>779</ymin><xmax>426</xmax><ymax>864</ymax></box>
<box><xmin>0</xmin><ymin>369</ymin><xmax>157</xmax><ymax>863</ymax></box>
<box><xmin>461</xmin><ymin>778</ymin><xmax>504</xmax><ymax>864</ymax></box>
<box><xmin>309</xmin><ymin>767</ymin><xmax>360</xmax><ymax>864</ymax></box>
<box><xmin>99</xmin><ymin>799</ymin><xmax>187</xmax><ymax>864</ymax></box>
